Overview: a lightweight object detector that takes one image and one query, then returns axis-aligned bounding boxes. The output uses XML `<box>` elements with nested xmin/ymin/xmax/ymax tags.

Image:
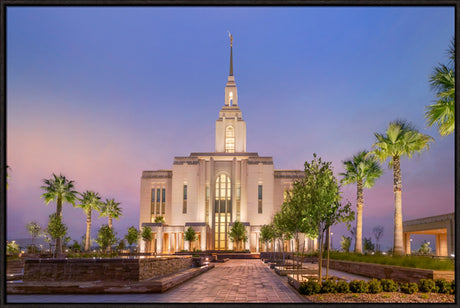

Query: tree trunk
<box><xmin>107</xmin><ymin>216</ymin><xmax>113</xmax><ymax>252</ymax></box>
<box><xmin>355</xmin><ymin>180</ymin><xmax>364</xmax><ymax>253</ymax></box>
<box><xmin>55</xmin><ymin>196</ymin><xmax>63</xmax><ymax>256</ymax></box>
<box><xmin>318</xmin><ymin>230</ymin><xmax>323</xmax><ymax>284</ymax></box>
<box><xmin>85</xmin><ymin>208</ymin><xmax>92</xmax><ymax>251</ymax></box>
<box><xmin>326</xmin><ymin>226</ymin><xmax>330</xmax><ymax>278</ymax></box>
<box><xmin>393</xmin><ymin>156</ymin><xmax>404</xmax><ymax>255</ymax></box>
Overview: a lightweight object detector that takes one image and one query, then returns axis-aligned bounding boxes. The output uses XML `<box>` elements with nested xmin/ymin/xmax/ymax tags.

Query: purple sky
<box><xmin>6</xmin><ymin>6</ymin><xmax>454</xmax><ymax>251</ymax></box>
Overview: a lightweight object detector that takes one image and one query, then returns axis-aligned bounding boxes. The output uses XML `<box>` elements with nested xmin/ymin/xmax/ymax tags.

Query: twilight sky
<box><xmin>6</xmin><ymin>6</ymin><xmax>454</xmax><ymax>251</ymax></box>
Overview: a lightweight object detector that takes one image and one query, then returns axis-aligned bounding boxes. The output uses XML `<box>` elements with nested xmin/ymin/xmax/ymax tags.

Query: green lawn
<box><xmin>325</xmin><ymin>251</ymin><xmax>454</xmax><ymax>271</ymax></box>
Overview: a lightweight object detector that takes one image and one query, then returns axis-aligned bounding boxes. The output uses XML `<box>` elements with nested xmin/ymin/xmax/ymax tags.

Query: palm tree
<box><xmin>340</xmin><ymin>150</ymin><xmax>383</xmax><ymax>253</ymax></box>
<box><xmin>371</xmin><ymin>120</ymin><xmax>433</xmax><ymax>255</ymax></box>
<box><xmin>40</xmin><ymin>173</ymin><xmax>78</xmax><ymax>254</ymax></box>
<box><xmin>425</xmin><ymin>39</ymin><xmax>455</xmax><ymax>136</ymax></box>
<box><xmin>77</xmin><ymin>190</ymin><xmax>103</xmax><ymax>251</ymax></box>
<box><xmin>100</xmin><ymin>198</ymin><xmax>122</xmax><ymax>229</ymax></box>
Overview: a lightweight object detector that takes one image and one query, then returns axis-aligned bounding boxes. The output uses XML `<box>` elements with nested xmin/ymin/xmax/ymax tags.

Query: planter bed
<box><xmin>321</xmin><ymin>259</ymin><xmax>454</xmax><ymax>283</ymax></box>
<box><xmin>22</xmin><ymin>256</ymin><xmax>193</xmax><ymax>282</ymax></box>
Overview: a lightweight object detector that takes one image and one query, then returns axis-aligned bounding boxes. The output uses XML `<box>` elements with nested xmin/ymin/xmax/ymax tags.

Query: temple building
<box><xmin>139</xmin><ymin>35</ymin><xmax>315</xmax><ymax>253</ymax></box>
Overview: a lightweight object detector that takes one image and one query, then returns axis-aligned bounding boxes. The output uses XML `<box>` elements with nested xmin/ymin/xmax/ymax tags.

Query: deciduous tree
<box><xmin>228</xmin><ymin>221</ymin><xmax>248</xmax><ymax>252</ymax></box>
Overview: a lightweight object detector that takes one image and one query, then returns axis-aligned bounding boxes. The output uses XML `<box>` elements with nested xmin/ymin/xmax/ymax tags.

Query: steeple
<box><xmin>215</xmin><ymin>32</ymin><xmax>246</xmax><ymax>153</ymax></box>
<box><xmin>229</xmin><ymin>32</ymin><xmax>233</xmax><ymax>76</ymax></box>
<box><xmin>224</xmin><ymin>32</ymin><xmax>238</xmax><ymax>107</ymax></box>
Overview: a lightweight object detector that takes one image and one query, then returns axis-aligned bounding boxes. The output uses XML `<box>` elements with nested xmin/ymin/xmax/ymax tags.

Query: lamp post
<box><xmin>330</xmin><ymin>232</ymin><xmax>334</xmax><ymax>250</ymax></box>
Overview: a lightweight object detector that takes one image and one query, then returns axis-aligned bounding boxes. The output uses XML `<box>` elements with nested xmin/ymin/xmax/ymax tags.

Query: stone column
<box><xmin>447</xmin><ymin>220</ymin><xmax>454</xmax><ymax>256</ymax></box>
<box><xmin>435</xmin><ymin>235</ymin><xmax>441</xmax><ymax>256</ymax></box>
<box><xmin>256</xmin><ymin>232</ymin><xmax>259</xmax><ymax>253</ymax></box>
<box><xmin>167</xmin><ymin>233</ymin><xmax>171</xmax><ymax>254</ymax></box>
<box><xmin>404</xmin><ymin>233</ymin><xmax>411</xmax><ymax>255</ymax></box>
<box><xmin>158</xmin><ymin>229</ymin><xmax>163</xmax><ymax>254</ymax></box>
<box><xmin>201</xmin><ymin>227</ymin><xmax>206</xmax><ymax>251</ymax></box>
<box><xmin>210</xmin><ymin>157</ymin><xmax>215</xmax><ymax>250</ymax></box>
<box><xmin>245</xmin><ymin>226</ymin><xmax>251</xmax><ymax>251</ymax></box>
<box><xmin>241</xmin><ymin>159</ymin><xmax>247</xmax><ymax>222</ymax></box>
<box><xmin>232</xmin><ymin>157</ymin><xmax>237</xmax><ymax>222</ymax></box>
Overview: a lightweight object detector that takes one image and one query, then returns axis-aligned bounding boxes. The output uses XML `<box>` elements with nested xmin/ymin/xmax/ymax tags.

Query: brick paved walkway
<box><xmin>7</xmin><ymin>259</ymin><xmax>308</xmax><ymax>303</ymax></box>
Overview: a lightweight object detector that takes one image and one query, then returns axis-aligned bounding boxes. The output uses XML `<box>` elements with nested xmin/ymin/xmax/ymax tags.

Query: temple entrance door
<box><xmin>214</xmin><ymin>173</ymin><xmax>232</xmax><ymax>250</ymax></box>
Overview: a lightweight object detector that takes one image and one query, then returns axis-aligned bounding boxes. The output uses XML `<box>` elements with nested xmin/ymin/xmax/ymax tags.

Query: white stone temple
<box><xmin>139</xmin><ymin>35</ymin><xmax>316</xmax><ymax>253</ymax></box>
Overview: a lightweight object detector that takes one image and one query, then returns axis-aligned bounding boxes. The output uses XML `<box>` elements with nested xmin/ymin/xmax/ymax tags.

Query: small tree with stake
<box><xmin>228</xmin><ymin>221</ymin><xmax>248</xmax><ymax>252</ymax></box>
<box><xmin>141</xmin><ymin>226</ymin><xmax>154</xmax><ymax>253</ymax></box>
<box><xmin>184</xmin><ymin>227</ymin><xmax>197</xmax><ymax>252</ymax></box>
<box><xmin>297</xmin><ymin>154</ymin><xmax>354</xmax><ymax>283</ymax></box>
<box><xmin>96</xmin><ymin>224</ymin><xmax>118</xmax><ymax>253</ymax></box>
<box><xmin>125</xmin><ymin>226</ymin><xmax>140</xmax><ymax>254</ymax></box>
<box><xmin>373</xmin><ymin>225</ymin><xmax>384</xmax><ymax>252</ymax></box>
<box><xmin>45</xmin><ymin>214</ymin><xmax>68</xmax><ymax>258</ymax></box>
<box><xmin>26</xmin><ymin>221</ymin><xmax>42</xmax><ymax>254</ymax></box>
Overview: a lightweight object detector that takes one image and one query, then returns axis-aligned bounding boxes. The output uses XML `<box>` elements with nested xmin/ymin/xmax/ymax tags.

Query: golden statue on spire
<box><xmin>228</xmin><ymin>31</ymin><xmax>233</xmax><ymax>46</ymax></box>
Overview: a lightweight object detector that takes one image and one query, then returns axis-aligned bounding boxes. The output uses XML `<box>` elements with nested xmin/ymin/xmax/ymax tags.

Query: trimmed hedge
<box><xmin>399</xmin><ymin>282</ymin><xmax>418</xmax><ymax>294</ymax></box>
<box><xmin>434</xmin><ymin>279</ymin><xmax>452</xmax><ymax>294</ymax></box>
<box><xmin>297</xmin><ymin>278</ymin><xmax>454</xmax><ymax>295</ymax></box>
<box><xmin>299</xmin><ymin>280</ymin><xmax>321</xmax><ymax>295</ymax></box>
<box><xmin>418</xmin><ymin>279</ymin><xmax>437</xmax><ymax>293</ymax></box>
<box><xmin>320</xmin><ymin>279</ymin><xmax>337</xmax><ymax>294</ymax></box>
<box><xmin>367</xmin><ymin>279</ymin><xmax>383</xmax><ymax>294</ymax></box>
<box><xmin>349</xmin><ymin>280</ymin><xmax>368</xmax><ymax>293</ymax></box>
<box><xmin>380</xmin><ymin>279</ymin><xmax>399</xmax><ymax>292</ymax></box>
<box><xmin>335</xmin><ymin>281</ymin><xmax>350</xmax><ymax>293</ymax></box>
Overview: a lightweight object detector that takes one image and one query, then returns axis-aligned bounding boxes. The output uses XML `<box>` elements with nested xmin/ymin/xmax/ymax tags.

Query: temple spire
<box><xmin>228</xmin><ymin>31</ymin><xmax>233</xmax><ymax>76</ymax></box>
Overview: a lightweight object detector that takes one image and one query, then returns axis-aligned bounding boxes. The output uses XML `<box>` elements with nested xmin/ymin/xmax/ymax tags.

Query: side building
<box><xmin>139</xmin><ymin>37</ymin><xmax>317</xmax><ymax>253</ymax></box>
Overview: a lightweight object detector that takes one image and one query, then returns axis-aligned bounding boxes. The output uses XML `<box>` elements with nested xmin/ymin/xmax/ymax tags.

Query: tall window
<box><xmin>156</xmin><ymin>188</ymin><xmax>161</xmax><ymax>215</ymax></box>
<box><xmin>151</xmin><ymin>187</ymin><xmax>166</xmax><ymax>221</ymax></box>
<box><xmin>214</xmin><ymin>174</ymin><xmax>231</xmax><ymax>250</ymax></box>
<box><xmin>162</xmin><ymin>188</ymin><xmax>166</xmax><ymax>215</ymax></box>
<box><xmin>225</xmin><ymin>126</ymin><xmax>235</xmax><ymax>153</ymax></box>
<box><xmin>150</xmin><ymin>188</ymin><xmax>155</xmax><ymax>221</ymax></box>
<box><xmin>258</xmin><ymin>184</ymin><xmax>263</xmax><ymax>214</ymax></box>
<box><xmin>229</xmin><ymin>91</ymin><xmax>233</xmax><ymax>106</ymax></box>
<box><xmin>283</xmin><ymin>188</ymin><xmax>290</xmax><ymax>201</ymax></box>
<box><xmin>183</xmin><ymin>184</ymin><xmax>188</xmax><ymax>214</ymax></box>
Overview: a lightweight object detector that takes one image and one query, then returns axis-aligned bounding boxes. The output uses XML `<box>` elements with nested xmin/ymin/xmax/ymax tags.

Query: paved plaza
<box><xmin>7</xmin><ymin>259</ymin><xmax>308</xmax><ymax>303</ymax></box>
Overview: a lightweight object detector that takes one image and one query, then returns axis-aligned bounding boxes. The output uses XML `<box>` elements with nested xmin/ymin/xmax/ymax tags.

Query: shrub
<box><xmin>349</xmin><ymin>280</ymin><xmax>368</xmax><ymax>293</ymax></box>
<box><xmin>451</xmin><ymin>280</ymin><xmax>455</xmax><ymax>294</ymax></box>
<box><xmin>320</xmin><ymin>279</ymin><xmax>337</xmax><ymax>294</ymax></box>
<box><xmin>367</xmin><ymin>279</ymin><xmax>383</xmax><ymax>294</ymax></box>
<box><xmin>380</xmin><ymin>279</ymin><xmax>399</xmax><ymax>292</ymax></box>
<box><xmin>434</xmin><ymin>279</ymin><xmax>452</xmax><ymax>294</ymax></box>
<box><xmin>418</xmin><ymin>279</ymin><xmax>437</xmax><ymax>293</ymax></box>
<box><xmin>399</xmin><ymin>282</ymin><xmax>418</xmax><ymax>294</ymax></box>
<box><xmin>299</xmin><ymin>280</ymin><xmax>321</xmax><ymax>295</ymax></box>
<box><xmin>336</xmin><ymin>281</ymin><xmax>350</xmax><ymax>293</ymax></box>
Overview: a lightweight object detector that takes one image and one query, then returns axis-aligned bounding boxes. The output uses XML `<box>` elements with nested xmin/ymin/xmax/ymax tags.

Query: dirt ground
<box><xmin>305</xmin><ymin>292</ymin><xmax>455</xmax><ymax>303</ymax></box>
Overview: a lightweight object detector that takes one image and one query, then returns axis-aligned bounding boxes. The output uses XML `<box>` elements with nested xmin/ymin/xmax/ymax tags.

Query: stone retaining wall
<box><xmin>23</xmin><ymin>256</ymin><xmax>192</xmax><ymax>282</ymax></box>
<box><xmin>139</xmin><ymin>257</ymin><xmax>192</xmax><ymax>280</ymax></box>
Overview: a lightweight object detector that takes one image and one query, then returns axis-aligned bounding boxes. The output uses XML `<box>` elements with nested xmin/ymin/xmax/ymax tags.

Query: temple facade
<box><xmin>139</xmin><ymin>36</ymin><xmax>316</xmax><ymax>253</ymax></box>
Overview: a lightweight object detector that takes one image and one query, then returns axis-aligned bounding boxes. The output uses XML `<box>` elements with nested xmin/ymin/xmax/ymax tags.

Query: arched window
<box><xmin>225</xmin><ymin>126</ymin><xmax>235</xmax><ymax>153</ymax></box>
